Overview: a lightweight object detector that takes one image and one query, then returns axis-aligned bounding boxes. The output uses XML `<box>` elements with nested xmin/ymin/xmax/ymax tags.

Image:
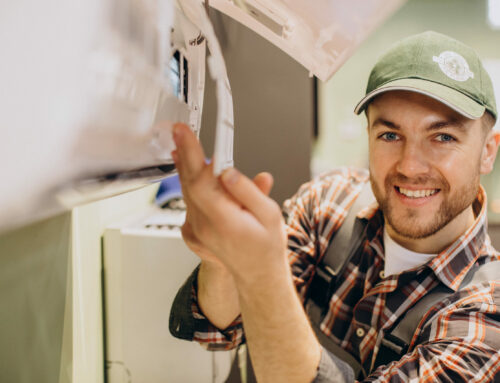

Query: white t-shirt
<box><xmin>383</xmin><ymin>228</ymin><xmax>437</xmax><ymax>277</ymax></box>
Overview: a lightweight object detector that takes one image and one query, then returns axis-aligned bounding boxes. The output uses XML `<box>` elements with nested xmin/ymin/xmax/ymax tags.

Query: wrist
<box><xmin>197</xmin><ymin>258</ymin><xmax>241</xmax><ymax>330</ymax></box>
<box><xmin>198</xmin><ymin>259</ymin><xmax>236</xmax><ymax>294</ymax></box>
<box><xmin>200</xmin><ymin>258</ymin><xmax>230</xmax><ymax>275</ymax></box>
<box><xmin>233</xmin><ymin>256</ymin><xmax>293</xmax><ymax>300</ymax></box>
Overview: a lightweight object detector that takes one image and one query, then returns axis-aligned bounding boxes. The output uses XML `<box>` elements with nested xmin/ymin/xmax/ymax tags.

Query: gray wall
<box><xmin>200</xmin><ymin>10</ymin><xmax>314</xmax><ymax>205</ymax></box>
<box><xmin>489</xmin><ymin>224</ymin><xmax>500</xmax><ymax>249</ymax></box>
<box><xmin>0</xmin><ymin>213</ymin><xmax>72</xmax><ymax>383</ymax></box>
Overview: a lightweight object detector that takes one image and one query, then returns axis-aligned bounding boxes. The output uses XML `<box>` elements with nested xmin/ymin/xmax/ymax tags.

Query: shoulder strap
<box><xmin>306</xmin><ymin>180</ymin><xmax>375</xmax><ymax>380</ymax></box>
<box><xmin>307</xmin><ymin>181</ymin><xmax>375</xmax><ymax>311</ymax></box>
<box><xmin>321</xmin><ymin>181</ymin><xmax>375</xmax><ymax>277</ymax></box>
<box><xmin>375</xmin><ymin>260</ymin><xmax>500</xmax><ymax>369</ymax></box>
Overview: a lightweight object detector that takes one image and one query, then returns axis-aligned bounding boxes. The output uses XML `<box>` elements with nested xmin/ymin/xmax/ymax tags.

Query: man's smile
<box><xmin>395</xmin><ymin>186</ymin><xmax>440</xmax><ymax>199</ymax></box>
<box><xmin>393</xmin><ymin>185</ymin><xmax>441</xmax><ymax>207</ymax></box>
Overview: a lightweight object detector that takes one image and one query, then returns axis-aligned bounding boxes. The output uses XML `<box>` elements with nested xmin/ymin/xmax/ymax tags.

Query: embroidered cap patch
<box><xmin>432</xmin><ymin>51</ymin><xmax>474</xmax><ymax>82</ymax></box>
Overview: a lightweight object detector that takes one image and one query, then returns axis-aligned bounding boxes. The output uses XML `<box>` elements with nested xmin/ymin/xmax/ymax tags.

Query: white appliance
<box><xmin>103</xmin><ymin>207</ymin><xmax>234</xmax><ymax>383</ymax></box>
<box><xmin>0</xmin><ymin>0</ymin><xmax>405</xmax><ymax>233</ymax></box>
<box><xmin>0</xmin><ymin>0</ymin><xmax>220</xmax><ymax>231</ymax></box>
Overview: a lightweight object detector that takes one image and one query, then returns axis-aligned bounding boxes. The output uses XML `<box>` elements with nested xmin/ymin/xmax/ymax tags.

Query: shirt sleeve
<box><xmin>313</xmin><ymin>346</ymin><xmax>355</xmax><ymax>383</ymax></box>
<box><xmin>169</xmin><ymin>263</ymin><xmax>245</xmax><ymax>351</ymax></box>
<box><xmin>359</xmin><ymin>340</ymin><xmax>499</xmax><ymax>382</ymax></box>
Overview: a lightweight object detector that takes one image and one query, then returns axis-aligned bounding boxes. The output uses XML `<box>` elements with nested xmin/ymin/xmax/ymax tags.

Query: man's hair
<box><xmin>482</xmin><ymin>111</ymin><xmax>496</xmax><ymax>133</ymax></box>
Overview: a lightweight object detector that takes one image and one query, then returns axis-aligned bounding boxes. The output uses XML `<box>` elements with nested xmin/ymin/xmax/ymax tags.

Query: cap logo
<box><xmin>432</xmin><ymin>51</ymin><xmax>474</xmax><ymax>82</ymax></box>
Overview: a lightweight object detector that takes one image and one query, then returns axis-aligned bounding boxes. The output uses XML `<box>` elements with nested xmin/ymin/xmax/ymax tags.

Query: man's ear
<box><xmin>480</xmin><ymin>131</ymin><xmax>500</xmax><ymax>174</ymax></box>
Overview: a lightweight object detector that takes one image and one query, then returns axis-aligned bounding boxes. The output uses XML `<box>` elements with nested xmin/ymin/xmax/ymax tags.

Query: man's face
<box><xmin>367</xmin><ymin>91</ymin><xmax>492</xmax><ymax>241</ymax></box>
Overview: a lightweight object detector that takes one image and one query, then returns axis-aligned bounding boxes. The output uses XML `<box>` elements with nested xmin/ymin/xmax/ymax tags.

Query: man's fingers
<box><xmin>220</xmin><ymin>168</ymin><xmax>280</xmax><ymax>225</ymax></box>
<box><xmin>173</xmin><ymin>123</ymin><xmax>206</xmax><ymax>182</ymax></box>
<box><xmin>253</xmin><ymin>172</ymin><xmax>274</xmax><ymax>196</ymax></box>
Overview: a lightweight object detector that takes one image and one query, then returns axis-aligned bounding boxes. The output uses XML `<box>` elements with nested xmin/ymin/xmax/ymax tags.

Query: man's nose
<box><xmin>395</xmin><ymin>142</ymin><xmax>430</xmax><ymax>177</ymax></box>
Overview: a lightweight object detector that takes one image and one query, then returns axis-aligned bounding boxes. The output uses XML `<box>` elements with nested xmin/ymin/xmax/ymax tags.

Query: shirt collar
<box><xmin>428</xmin><ymin>186</ymin><xmax>488</xmax><ymax>291</ymax></box>
<box><xmin>358</xmin><ymin>186</ymin><xmax>488</xmax><ymax>291</ymax></box>
<box><xmin>357</xmin><ymin>201</ymin><xmax>379</xmax><ymax>221</ymax></box>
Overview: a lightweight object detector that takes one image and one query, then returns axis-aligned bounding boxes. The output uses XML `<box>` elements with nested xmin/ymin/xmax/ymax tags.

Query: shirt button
<box><xmin>356</xmin><ymin>328</ymin><xmax>365</xmax><ymax>337</ymax></box>
<box><xmin>379</xmin><ymin>270</ymin><xmax>385</xmax><ymax>279</ymax></box>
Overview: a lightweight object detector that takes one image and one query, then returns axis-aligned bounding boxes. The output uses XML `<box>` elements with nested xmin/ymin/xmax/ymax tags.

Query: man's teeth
<box><xmin>398</xmin><ymin>187</ymin><xmax>438</xmax><ymax>198</ymax></box>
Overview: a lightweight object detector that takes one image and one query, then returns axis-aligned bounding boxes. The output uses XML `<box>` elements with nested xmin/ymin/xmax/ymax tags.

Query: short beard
<box><xmin>370</xmin><ymin>172</ymin><xmax>479</xmax><ymax>239</ymax></box>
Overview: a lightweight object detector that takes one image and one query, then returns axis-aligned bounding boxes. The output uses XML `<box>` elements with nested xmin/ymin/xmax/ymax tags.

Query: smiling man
<box><xmin>368</xmin><ymin>91</ymin><xmax>494</xmax><ymax>253</ymax></box>
<box><xmin>169</xmin><ymin>31</ymin><xmax>500</xmax><ymax>382</ymax></box>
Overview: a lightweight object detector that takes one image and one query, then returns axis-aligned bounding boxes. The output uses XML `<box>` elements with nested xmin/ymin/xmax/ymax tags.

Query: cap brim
<box><xmin>354</xmin><ymin>78</ymin><xmax>485</xmax><ymax>119</ymax></box>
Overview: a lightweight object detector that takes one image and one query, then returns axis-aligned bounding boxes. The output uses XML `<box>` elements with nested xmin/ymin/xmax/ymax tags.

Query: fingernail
<box><xmin>222</xmin><ymin>168</ymin><xmax>239</xmax><ymax>185</ymax></box>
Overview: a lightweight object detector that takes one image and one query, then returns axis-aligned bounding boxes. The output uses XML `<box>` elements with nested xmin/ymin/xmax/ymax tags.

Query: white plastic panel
<box><xmin>179</xmin><ymin>0</ymin><xmax>235</xmax><ymax>174</ymax></box>
<box><xmin>0</xmin><ymin>0</ymin><xmax>206</xmax><ymax>232</ymax></box>
<box><xmin>209</xmin><ymin>0</ymin><xmax>406</xmax><ymax>81</ymax></box>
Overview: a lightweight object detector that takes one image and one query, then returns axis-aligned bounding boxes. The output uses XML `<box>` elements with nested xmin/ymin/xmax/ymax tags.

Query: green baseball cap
<box><xmin>354</xmin><ymin>31</ymin><xmax>497</xmax><ymax>121</ymax></box>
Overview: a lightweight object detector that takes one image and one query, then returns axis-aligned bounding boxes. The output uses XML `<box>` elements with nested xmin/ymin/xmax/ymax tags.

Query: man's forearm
<box><xmin>173</xmin><ymin>123</ymin><xmax>320</xmax><ymax>380</ymax></box>
<box><xmin>235</xmin><ymin>258</ymin><xmax>322</xmax><ymax>383</ymax></box>
<box><xmin>197</xmin><ymin>260</ymin><xmax>241</xmax><ymax>330</ymax></box>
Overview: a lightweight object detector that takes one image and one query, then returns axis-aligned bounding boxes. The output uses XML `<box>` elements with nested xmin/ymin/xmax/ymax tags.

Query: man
<box><xmin>169</xmin><ymin>31</ymin><xmax>500</xmax><ymax>382</ymax></box>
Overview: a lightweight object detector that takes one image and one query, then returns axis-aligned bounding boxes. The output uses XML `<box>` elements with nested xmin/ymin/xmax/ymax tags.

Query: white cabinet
<box><xmin>103</xmin><ymin>209</ymin><xmax>233</xmax><ymax>383</ymax></box>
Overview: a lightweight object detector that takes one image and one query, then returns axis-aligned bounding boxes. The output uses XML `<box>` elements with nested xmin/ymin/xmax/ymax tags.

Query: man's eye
<box><xmin>380</xmin><ymin>132</ymin><xmax>399</xmax><ymax>141</ymax></box>
<box><xmin>435</xmin><ymin>134</ymin><xmax>456</xmax><ymax>142</ymax></box>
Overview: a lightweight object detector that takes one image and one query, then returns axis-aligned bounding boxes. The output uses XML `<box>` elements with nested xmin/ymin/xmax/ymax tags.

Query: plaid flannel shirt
<box><xmin>187</xmin><ymin>167</ymin><xmax>500</xmax><ymax>382</ymax></box>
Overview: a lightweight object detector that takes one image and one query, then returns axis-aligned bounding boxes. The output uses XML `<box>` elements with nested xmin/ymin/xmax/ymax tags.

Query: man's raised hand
<box><xmin>172</xmin><ymin>123</ymin><xmax>287</xmax><ymax>284</ymax></box>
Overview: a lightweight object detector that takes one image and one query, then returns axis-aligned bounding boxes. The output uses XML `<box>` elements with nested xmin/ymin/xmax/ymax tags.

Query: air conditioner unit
<box><xmin>0</xmin><ymin>0</ymin><xmax>211</xmax><ymax>231</ymax></box>
<box><xmin>0</xmin><ymin>0</ymin><xmax>405</xmax><ymax>233</ymax></box>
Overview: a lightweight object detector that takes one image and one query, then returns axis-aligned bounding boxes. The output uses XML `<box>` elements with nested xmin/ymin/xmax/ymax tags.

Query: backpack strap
<box><xmin>306</xmin><ymin>181</ymin><xmax>375</xmax><ymax>379</ymax></box>
<box><xmin>308</xmin><ymin>181</ymin><xmax>375</xmax><ymax>311</ymax></box>
<box><xmin>374</xmin><ymin>260</ymin><xmax>500</xmax><ymax>369</ymax></box>
<box><xmin>323</xmin><ymin>181</ymin><xmax>376</xmax><ymax>277</ymax></box>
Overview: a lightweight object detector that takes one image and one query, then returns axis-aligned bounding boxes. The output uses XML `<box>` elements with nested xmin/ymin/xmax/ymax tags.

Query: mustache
<box><xmin>384</xmin><ymin>173</ymin><xmax>449</xmax><ymax>190</ymax></box>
